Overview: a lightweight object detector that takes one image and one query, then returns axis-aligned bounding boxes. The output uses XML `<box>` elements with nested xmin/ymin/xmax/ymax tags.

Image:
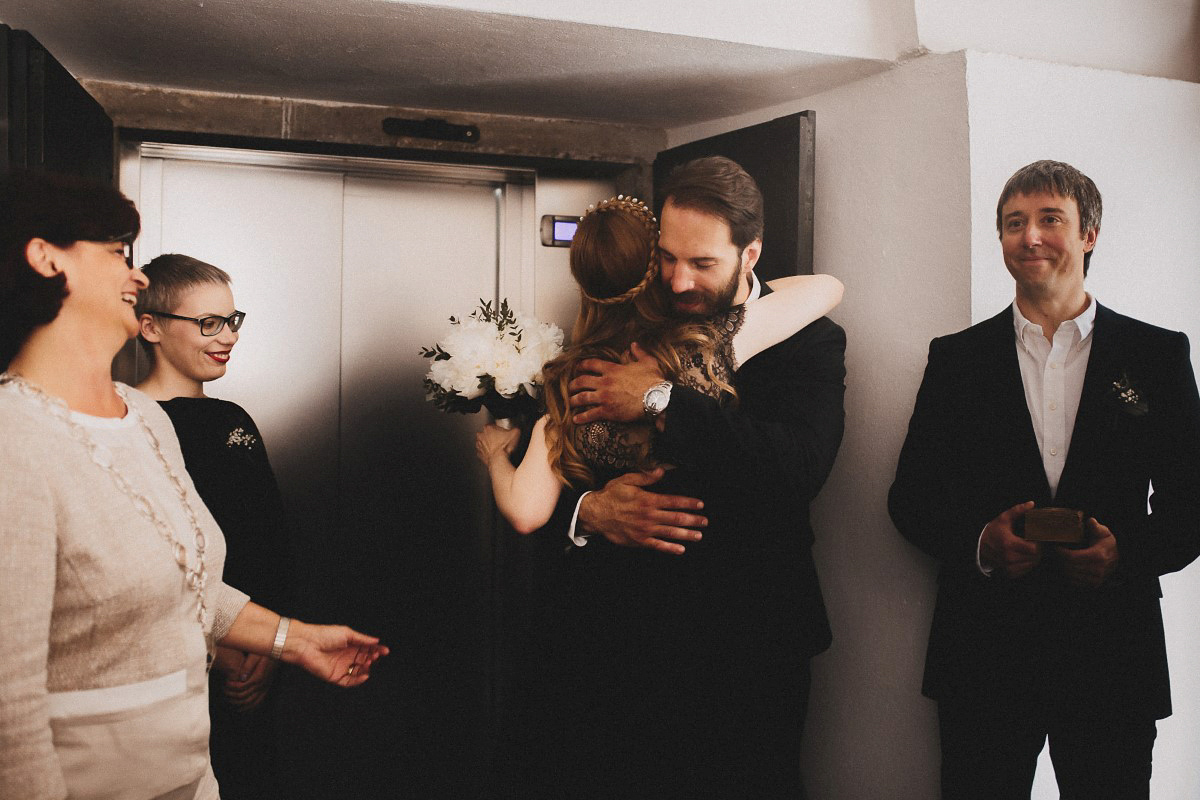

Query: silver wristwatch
<box><xmin>642</xmin><ymin>380</ymin><xmax>673</xmax><ymax>418</ymax></box>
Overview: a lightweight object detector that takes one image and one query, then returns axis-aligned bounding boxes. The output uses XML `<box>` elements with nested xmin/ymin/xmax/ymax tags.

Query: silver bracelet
<box><xmin>270</xmin><ymin>616</ymin><xmax>290</xmax><ymax>660</ymax></box>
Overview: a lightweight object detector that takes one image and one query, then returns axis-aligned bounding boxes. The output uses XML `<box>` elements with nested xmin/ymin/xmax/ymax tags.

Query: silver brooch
<box><xmin>226</xmin><ymin>427</ymin><xmax>258</xmax><ymax>448</ymax></box>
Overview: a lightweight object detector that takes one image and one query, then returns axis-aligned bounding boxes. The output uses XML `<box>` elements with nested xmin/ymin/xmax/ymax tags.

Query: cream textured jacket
<box><xmin>0</xmin><ymin>383</ymin><xmax>250</xmax><ymax>799</ymax></box>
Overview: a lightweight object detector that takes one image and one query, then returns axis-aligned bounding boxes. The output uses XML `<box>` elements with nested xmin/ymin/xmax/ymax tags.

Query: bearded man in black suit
<box><xmin>559</xmin><ymin>156</ymin><xmax>846</xmax><ymax>799</ymax></box>
<box><xmin>889</xmin><ymin>160</ymin><xmax>1200</xmax><ymax>799</ymax></box>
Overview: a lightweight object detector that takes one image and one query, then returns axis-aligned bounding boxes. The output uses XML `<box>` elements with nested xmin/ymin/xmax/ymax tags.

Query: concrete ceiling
<box><xmin>0</xmin><ymin>0</ymin><xmax>890</xmax><ymax>128</ymax></box>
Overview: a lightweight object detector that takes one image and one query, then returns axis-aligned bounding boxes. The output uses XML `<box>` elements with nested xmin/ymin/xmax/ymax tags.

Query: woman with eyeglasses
<box><xmin>135</xmin><ymin>254</ymin><xmax>292</xmax><ymax>800</ymax></box>
<box><xmin>0</xmin><ymin>170</ymin><xmax>387</xmax><ymax>800</ymax></box>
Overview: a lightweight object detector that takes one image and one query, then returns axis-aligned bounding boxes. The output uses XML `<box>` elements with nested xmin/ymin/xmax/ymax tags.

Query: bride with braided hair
<box><xmin>476</xmin><ymin>194</ymin><xmax>842</xmax><ymax>530</ymax></box>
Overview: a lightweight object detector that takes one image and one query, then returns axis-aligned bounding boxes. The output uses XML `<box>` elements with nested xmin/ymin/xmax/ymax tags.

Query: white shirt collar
<box><xmin>1012</xmin><ymin>294</ymin><xmax>1097</xmax><ymax>350</ymax></box>
<box><xmin>747</xmin><ymin>271</ymin><xmax>762</xmax><ymax>302</ymax></box>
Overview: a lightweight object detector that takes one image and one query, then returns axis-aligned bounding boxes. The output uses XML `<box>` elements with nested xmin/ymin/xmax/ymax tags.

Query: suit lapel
<box><xmin>982</xmin><ymin>307</ymin><xmax>1053</xmax><ymax>502</ymax></box>
<box><xmin>1057</xmin><ymin>304</ymin><xmax>1120</xmax><ymax>502</ymax></box>
<box><xmin>974</xmin><ymin>307</ymin><xmax>1051</xmax><ymax>501</ymax></box>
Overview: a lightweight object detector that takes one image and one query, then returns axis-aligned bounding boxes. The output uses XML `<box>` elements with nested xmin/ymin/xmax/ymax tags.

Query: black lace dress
<box><xmin>573</xmin><ymin>305</ymin><xmax>745</xmax><ymax>481</ymax></box>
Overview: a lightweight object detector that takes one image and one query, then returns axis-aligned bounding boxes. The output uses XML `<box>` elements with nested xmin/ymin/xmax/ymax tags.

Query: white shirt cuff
<box><xmin>567</xmin><ymin>491</ymin><xmax>593</xmax><ymax>547</ymax></box>
<box><xmin>977</xmin><ymin>526</ymin><xmax>994</xmax><ymax>576</ymax></box>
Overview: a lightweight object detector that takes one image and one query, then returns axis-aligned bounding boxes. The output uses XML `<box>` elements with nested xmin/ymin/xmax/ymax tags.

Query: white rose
<box><xmin>516</xmin><ymin>316</ymin><xmax>564</xmax><ymax>359</ymax></box>
<box><xmin>428</xmin><ymin>358</ymin><xmax>484</xmax><ymax>399</ymax></box>
<box><xmin>489</xmin><ymin>338</ymin><xmax>527</xmax><ymax>397</ymax></box>
<box><xmin>437</xmin><ymin>318</ymin><xmax>504</xmax><ymax>395</ymax></box>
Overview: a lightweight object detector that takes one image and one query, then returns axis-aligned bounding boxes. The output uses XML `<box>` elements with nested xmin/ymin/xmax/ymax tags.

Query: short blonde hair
<box><xmin>135</xmin><ymin>253</ymin><xmax>231</xmax><ymax>317</ymax></box>
<box><xmin>135</xmin><ymin>254</ymin><xmax>232</xmax><ymax>362</ymax></box>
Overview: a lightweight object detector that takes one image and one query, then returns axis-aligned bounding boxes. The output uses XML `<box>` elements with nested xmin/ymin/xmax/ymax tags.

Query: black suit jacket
<box><xmin>648</xmin><ymin>310</ymin><xmax>847</xmax><ymax>663</ymax></box>
<box><xmin>889</xmin><ymin>304</ymin><xmax>1200</xmax><ymax>717</ymax></box>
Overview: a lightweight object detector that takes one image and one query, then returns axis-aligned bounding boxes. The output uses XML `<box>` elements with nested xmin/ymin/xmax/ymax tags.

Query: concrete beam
<box><xmin>83</xmin><ymin>80</ymin><xmax>666</xmax><ymax>168</ymax></box>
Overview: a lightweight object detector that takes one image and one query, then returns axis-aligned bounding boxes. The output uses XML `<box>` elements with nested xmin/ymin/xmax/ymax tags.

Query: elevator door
<box><xmin>122</xmin><ymin>145</ymin><xmax>532</xmax><ymax>797</ymax></box>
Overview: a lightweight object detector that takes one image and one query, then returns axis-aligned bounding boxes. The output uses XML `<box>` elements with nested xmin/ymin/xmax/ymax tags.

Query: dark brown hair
<box><xmin>1</xmin><ymin>169</ymin><xmax>140</xmax><ymax>368</ymax></box>
<box><xmin>659</xmin><ymin>156</ymin><xmax>764</xmax><ymax>251</ymax></box>
<box><xmin>996</xmin><ymin>160</ymin><xmax>1102</xmax><ymax>275</ymax></box>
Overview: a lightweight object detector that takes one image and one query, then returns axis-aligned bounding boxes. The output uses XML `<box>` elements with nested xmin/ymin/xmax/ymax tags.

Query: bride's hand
<box><xmin>476</xmin><ymin>424</ymin><xmax>521</xmax><ymax>466</ymax></box>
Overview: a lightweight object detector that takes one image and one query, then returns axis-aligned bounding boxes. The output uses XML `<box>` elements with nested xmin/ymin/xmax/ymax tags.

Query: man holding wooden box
<box><xmin>888</xmin><ymin>160</ymin><xmax>1200</xmax><ymax>800</ymax></box>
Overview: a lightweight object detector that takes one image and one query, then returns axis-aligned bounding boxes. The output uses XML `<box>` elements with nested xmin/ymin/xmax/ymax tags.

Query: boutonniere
<box><xmin>1110</xmin><ymin>371</ymin><xmax>1149</xmax><ymax>417</ymax></box>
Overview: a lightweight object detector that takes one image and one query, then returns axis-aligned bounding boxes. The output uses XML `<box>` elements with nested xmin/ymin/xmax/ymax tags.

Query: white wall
<box><xmin>798</xmin><ymin>52</ymin><xmax>973</xmax><ymax>800</ymax></box>
<box><xmin>918</xmin><ymin>0</ymin><xmax>1200</xmax><ymax>83</ymax></box>
<box><xmin>410</xmin><ymin>0</ymin><xmax>919</xmax><ymax>59</ymax></box>
<box><xmin>421</xmin><ymin>0</ymin><xmax>1200</xmax><ymax>84</ymax></box>
<box><xmin>966</xmin><ymin>51</ymin><xmax>1200</xmax><ymax>800</ymax></box>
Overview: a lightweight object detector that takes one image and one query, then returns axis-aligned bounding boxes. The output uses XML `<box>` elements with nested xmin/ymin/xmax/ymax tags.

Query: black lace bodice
<box><xmin>574</xmin><ymin>306</ymin><xmax>745</xmax><ymax>481</ymax></box>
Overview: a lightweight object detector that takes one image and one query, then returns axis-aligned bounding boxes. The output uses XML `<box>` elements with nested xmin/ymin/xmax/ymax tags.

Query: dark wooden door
<box><xmin>2</xmin><ymin>25</ymin><xmax>114</xmax><ymax>182</ymax></box>
<box><xmin>654</xmin><ymin>111</ymin><xmax>816</xmax><ymax>280</ymax></box>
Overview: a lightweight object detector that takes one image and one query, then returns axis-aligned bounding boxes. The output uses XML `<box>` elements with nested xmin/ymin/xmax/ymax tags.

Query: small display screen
<box><xmin>553</xmin><ymin>219</ymin><xmax>578</xmax><ymax>243</ymax></box>
<box><xmin>540</xmin><ymin>214</ymin><xmax>581</xmax><ymax>247</ymax></box>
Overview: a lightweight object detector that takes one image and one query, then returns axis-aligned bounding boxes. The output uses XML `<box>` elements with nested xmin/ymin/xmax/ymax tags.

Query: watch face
<box><xmin>644</xmin><ymin>381</ymin><xmax>671</xmax><ymax>416</ymax></box>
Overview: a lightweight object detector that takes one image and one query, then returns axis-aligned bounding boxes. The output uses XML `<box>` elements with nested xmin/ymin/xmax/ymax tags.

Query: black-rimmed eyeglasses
<box><xmin>148</xmin><ymin>310</ymin><xmax>246</xmax><ymax>336</ymax></box>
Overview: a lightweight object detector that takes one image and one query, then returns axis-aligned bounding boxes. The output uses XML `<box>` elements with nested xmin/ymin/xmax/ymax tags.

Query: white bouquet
<box><xmin>420</xmin><ymin>299</ymin><xmax>563</xmax><ymax>423</ymax></box>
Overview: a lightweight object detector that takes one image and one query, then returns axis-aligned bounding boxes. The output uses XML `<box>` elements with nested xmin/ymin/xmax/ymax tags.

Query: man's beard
<box><xmin>670</xmin><ymin>267</ymin><xmax>743</xmax><ymax>318</ymax></box>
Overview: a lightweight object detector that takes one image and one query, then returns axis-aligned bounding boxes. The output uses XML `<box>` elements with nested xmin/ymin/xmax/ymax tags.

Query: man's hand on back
<box><xmin>569</xmin><ymin>343</ymin><xmax>663</xmax><ymax>425</ymax></box>
<box><xmin>579</xmin><ymin>467</ymin><xmax>707</xmax><ymax>555</ymax></box>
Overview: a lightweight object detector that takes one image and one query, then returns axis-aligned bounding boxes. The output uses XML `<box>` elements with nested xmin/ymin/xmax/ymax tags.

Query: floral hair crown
<box><xmin>578</xmin><ymin>194</ymin><xmax>659</xmax><ymax>306</ymax></box>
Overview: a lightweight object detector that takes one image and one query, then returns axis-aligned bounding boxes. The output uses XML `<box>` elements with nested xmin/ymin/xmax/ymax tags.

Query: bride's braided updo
<box><xmin>572</xmin><ymin>195</ymin><xmax>659</xmax><ymax>306</ymax></box>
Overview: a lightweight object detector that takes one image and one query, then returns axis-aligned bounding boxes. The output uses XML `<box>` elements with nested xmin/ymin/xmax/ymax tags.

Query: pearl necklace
<box><xmin>0</xmin><ymin>372</ymin><xmax>213</xmax><ymax>663</ymax></box>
